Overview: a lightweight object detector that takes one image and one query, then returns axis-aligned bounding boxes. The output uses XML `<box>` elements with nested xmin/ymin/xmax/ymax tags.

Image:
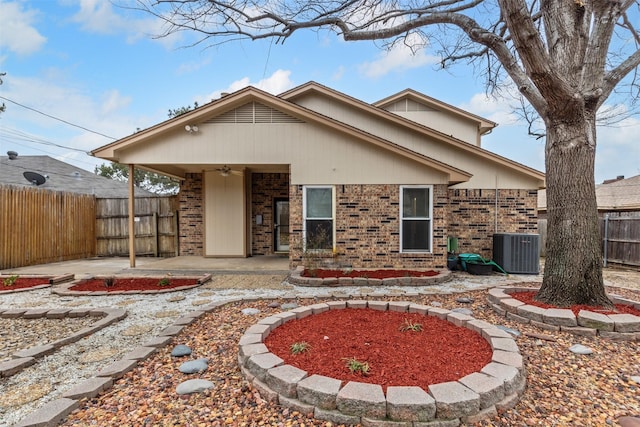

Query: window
<box><xmin>303</xmin><ymin>186</ymin><xmax>334</xmax><ymax>250</ymax></box>
<box><xmin>400</xmin><ymin>186</ymin><xmax>432</xmax><ymax>252</ymax></box>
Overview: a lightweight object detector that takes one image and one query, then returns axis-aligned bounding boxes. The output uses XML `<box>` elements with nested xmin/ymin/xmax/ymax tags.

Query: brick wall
<box><xmin>251</xmin><ymin>173</ymin><xmax>289</xmax><ymax>255</ymax></box>
<box><xmin>178</xmin><ymin>173</ymin><xmax>204</xmax><ymax>255</ymax></box>
<box><xmin>176</xmin><ymin>177</ymin><xmax>538</xmax><ymax>266</ymax></box>
<box><xmin>289</xmin><ymin>184</ymin><xmax>449</xmax><ymax>270</ymax></box>
<box><xmin>447</xmin><ymin>189</ymin><xmax>538</xmax><ymax>259</ymax></box>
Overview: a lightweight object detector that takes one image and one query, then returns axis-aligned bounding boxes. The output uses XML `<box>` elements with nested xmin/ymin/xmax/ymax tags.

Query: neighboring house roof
<box><xmin>0</xmin><ymin>154</ymin><xmax>153</xmax><ymax>198</ymax></box>
<box><xmin>538</xmin><ymin>175</ymin><xmax>640</xmax><ymax>212</ymax></box>
<box><xmin>91</xmin><ymin>81</ymin><xmax>544</xmax><ymax>188</ymax></box>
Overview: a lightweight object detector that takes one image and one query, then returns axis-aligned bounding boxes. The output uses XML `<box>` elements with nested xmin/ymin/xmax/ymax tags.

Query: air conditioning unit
<box><xmin>492</xmin><ymin>233</ymin><xmax>540</xmax><ymax>274</ymax></box>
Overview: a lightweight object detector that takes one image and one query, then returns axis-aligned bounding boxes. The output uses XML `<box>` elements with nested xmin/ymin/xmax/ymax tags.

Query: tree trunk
<box><xmin>536</xmin><ymin>115</ymin><xmax>613</xmax><ymax>308</ymax></box>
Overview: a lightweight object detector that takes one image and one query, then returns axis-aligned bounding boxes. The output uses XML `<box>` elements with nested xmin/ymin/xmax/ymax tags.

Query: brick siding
<box><xmin>177</xmin><ymin>175</ymin><xmax>538</xmax><ymax>266</ymax></box>
<box><xmin>178</xmin><ymin>173</ymin><xmax>204</xmax><ymax>255</ymax></box>
<box><xmin>447</xmin><ymin>189</ymin><xmax>538</xmax><ymax>259</ymax></box>
<box><xmin>251</xmin><ymin>173</ymin><xmax>289</xmax><ymax>255</ymax></box>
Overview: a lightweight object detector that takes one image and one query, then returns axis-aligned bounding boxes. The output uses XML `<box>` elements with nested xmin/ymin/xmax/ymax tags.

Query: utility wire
<box><xmin>1</xmin><ymin>127</ymin><xmax>90</xmax><ymax>153</ymax></box>
<box><xmin>0</xmin><ymin>96</ymin><xmax>117</xmax><ymax>140</ymax></box>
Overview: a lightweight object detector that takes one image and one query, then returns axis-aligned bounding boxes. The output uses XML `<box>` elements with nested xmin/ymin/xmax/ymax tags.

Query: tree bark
<box><xmin>536</xmin><ymin>114</ymin><xmax>613</xmax><ymax>308</ymax></box>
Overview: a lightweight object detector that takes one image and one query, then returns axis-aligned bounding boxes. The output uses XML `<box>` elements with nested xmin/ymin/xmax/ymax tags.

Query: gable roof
<box><xmin>538</xmin><ymin>175</ymin><xmax>640</xmax><ymax>212</ymax></box>
<box><xmin>0</xmin><ymin>154</ymin><xmax>153</xmax><ymax>198</ymax></box>
<box><xmin>91</xmin><ymin>84</ymin><xmax>473</xmax><ymax>184</ymax></box>
<box><xmin>279</xmin><ymin>82</ymin><xmax>544</xmax><ymax>185</ymax></box>
<box><xmin>372</xmin><ymin>88</ymin><xmax>497</xmax><ymax>136</ymax></box>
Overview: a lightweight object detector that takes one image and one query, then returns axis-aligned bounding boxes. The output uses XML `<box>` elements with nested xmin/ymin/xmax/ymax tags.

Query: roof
<box><xmin>0</xmin><ymin>155</ymin><xmax>153</xmax><ymax>198</ymax></box>
<box><xmin>538</xmin><ymin>175</ymin><xmax>640</xmax><ymax>212</ymax></box>
<box><xmin>91</xmin><ymin>81</ymin><xmax>544</xmax><ymax>187</ymax></box>
<box><xmin>372</xmin><ymin>88</ymin><xmax>498</xmax><ymax>135</ymax></box>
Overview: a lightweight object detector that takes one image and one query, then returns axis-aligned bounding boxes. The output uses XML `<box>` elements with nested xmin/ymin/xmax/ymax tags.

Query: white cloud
<box><xmin>358</xmin><ymin>36</ymin><xmax>439</xmax><ymax>78</ymax></box>
<box><xmin>70</xmin><ymin>0</ymin><xmax>182</xmax><ymax>47</ymax></box>
<box><xmin>459</xmin><ymin>93</ymin><xmax>520</xmax><ymax>126</ymax></box>
<box><xmin>101</xmin><ymin>89</ymin><xmax>132</xmax><ymax>115</ymax></box>
<box><xmin>596</xmin><ymin>115</ymin><xmax>640</xmax><ymax>181</ymax></box>
<box><xmin>0</xmin><ymin>1</ymin><xmax>47</xmax><ymax>55</ymax></box>
<box><xmin>193</xmin><ymin>69</ymin><xmax>295</xmax><ymax>105</ymax></box>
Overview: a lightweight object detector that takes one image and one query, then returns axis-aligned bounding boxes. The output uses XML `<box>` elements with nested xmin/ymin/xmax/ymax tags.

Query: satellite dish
<box><xmin>23</xmin><ymin>171</ymin><xmax>47</xmax><ymax>186</ymax></box>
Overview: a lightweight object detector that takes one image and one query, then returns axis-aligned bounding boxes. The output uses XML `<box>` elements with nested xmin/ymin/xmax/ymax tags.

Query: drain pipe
<box><xmin>494</xmin><ymin>175</ymin><xmax>499</xmax><ymax>233</ymax></box>
<box><xmin>603</xmin><ymin>214</ymin><xmax>609</xmax><ymax>267</ymax></box>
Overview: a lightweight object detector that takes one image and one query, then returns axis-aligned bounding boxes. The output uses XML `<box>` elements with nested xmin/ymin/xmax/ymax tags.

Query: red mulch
<box><xmin>302</xmin><ymin>268</ymin><xmax>440</xmax><ymax>279</ymax></box>
<box><xmin>510</xmin><ymin>291</ymin><xmax>640</xmax><ymax>317</ymax></box>
<box><xmin>69</xmin><ymin>277</ymin><xmax>199</xmax><ymax>292</ymax></box>
<box><xmin>0</xmin><ymin>277</ymin><xmax>51</xmax><ymax>290</ymax></box>
<box><xmin>264</xmin><ymin>308</ymin><xmax>492</xmax><ymax>391</ymax></box>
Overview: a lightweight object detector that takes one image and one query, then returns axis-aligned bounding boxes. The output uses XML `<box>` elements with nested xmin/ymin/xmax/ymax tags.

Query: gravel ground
<box><xmin>0</xmin><ymin>268</ymin><xmax>639</xmax><ymax>427</ymax></box>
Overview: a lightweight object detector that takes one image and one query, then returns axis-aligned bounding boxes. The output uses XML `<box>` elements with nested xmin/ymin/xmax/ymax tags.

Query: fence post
<box><xmin>603</xmin><ymin>214</ymin><xmax>609</xmax><ymax>267</ymax></box>
<box><xmin>153</xmin><ymin>212</ymin><xmax>159</xmax><ymax>257</ymax></box>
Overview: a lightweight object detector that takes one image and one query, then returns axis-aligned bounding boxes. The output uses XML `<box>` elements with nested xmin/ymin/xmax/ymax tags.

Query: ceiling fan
<box><xmin>213</xmin><ymin>165</ymin><xmax>243</xmax><ymax>177</ymax></box>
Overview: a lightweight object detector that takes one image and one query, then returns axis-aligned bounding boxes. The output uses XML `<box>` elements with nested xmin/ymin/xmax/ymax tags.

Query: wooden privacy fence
<box><xmin>96</xmin><ymin>196</ymin><xmax>178</xmax><ymax>257</ymax></box>
<box><xmin>538</xmin><ymin>215</ymin><xmax>640</xmax><ymax>268</ymax></box>
<box><xmin>602</xmin><ymin>215</ymin><xmax>640</xmax><ymax>268</ymax></box>
<box><xmin>0</xmin><ymin>184</ymin><xmax>96</xmax><ymax>269</ymax></box>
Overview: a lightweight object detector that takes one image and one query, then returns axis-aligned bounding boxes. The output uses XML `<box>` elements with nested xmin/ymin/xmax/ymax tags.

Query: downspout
<box><xmin>495</xmin><ymin>175</ymin><xmax>499</xmax><ymax>233</ymax></box>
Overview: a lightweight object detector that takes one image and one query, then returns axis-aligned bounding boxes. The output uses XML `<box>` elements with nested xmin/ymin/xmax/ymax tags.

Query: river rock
<box><xmin>171</xmin><ymin>344</ymin><xmax>192</xmax><ymax>357</ymax></box>
<box><xmin>456</xmin><ymin>297</ymin><xmax>474</xmax><ymax>304</ymax></box>
<box><xmin>497</xmin><ymin>325</ymin><xmax>521</xmax><ymax>337</ymax></box>
<box><xmin>179</xmin><ymin>358</ymin><xmax>209</xmax><ymax>374</ymax></box>
<box><xmin>281</xmin><ymin>302</ymin><xmax>299</xmax><ymax>310</ymax></box>
<box><xmin>241</xmin><ymin>308</ymin><xmax>260</xmax><ymax>315</ymax></box>
<box><xmin>176</xmin><ymin>379</ymin><xmax>214</xmax><ymax>395</ymax></box>
<box><xmin>569</xmin><ymin>344</ymin><xmax>593</xmax><ymax>355</ymax></box>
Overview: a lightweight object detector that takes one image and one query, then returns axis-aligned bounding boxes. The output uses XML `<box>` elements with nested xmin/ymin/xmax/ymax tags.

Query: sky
<box><xmin>1</xmin><ymin>0</ymin><xmax>639</xmax><ymax>185</ymax></box>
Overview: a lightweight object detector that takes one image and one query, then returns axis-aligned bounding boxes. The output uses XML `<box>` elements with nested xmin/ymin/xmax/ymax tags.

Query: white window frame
<box><xmin>302</xmin><ymin>185</ymin><xmax>335</xmax><ymax>251</ymax></box>
<box><xmin>399</xmin><ymin>185</ymin><xmax>433</xmax><ymax>253</ymax></box>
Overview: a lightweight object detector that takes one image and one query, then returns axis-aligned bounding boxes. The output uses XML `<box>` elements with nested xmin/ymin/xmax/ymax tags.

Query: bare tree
<box><xmin>133</xmin><ymin>0</ymin><xmax>640</xmax><ymax>307</ymax></box>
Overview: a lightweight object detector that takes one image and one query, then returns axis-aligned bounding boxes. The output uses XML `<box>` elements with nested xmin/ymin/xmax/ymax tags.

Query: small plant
<box><xmin>3</xmin><ymin>275</ymin><xmax>19</xmax><ymax>286</ymax></box>
<box><xmin>343</xmin><ymin>357</ymin><xmax>370</xmax><ymax>376</ymax></box>
<box><xmin>399</xmin><ymin>319</ymin><xmax>423</xmax><ymax>332</ymax></box>
<box><xmin>103</xmin><ymin>276</ymin><xmax>115</xmax><ymax>288</ymax></box>
<box><xmin>290</xmin><ymin>341</ymin><xmax>311</xmax><ymax>355</ymax></box>
<box><xmin>158</xmin><ymin>273</ymin><xmax>173</xmax><ymax>287</ymax></box>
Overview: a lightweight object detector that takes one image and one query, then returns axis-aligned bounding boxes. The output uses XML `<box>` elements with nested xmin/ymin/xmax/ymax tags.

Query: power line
<box><xmin>0</xmin><ymin>96</ymin><xmax>117</xmax><ymax>140</ymax></box>
<box><xmin>0</xmin><ymin>126</ymin><xmax>90</xmax><ymax>153</ymax></box>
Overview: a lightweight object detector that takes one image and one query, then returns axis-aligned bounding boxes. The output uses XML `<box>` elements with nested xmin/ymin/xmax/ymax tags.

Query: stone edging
<box><xmin>0</xmin><ymin>274</ymin><xmax>75</xmax><ymax>295</ymax></box>
<box><xmin>52</xmin><ymin>274</ymin><xmax>212</xmax><ymax>296</ymax></box>
<box><xmin>488</xmin><ymin>286</ymin><xmax>640</xmax><ymax>341</ymax></box>
<box><xmin>288</xmin><ymin>266</ymin><xmax>452</xmax><ymax>287</ymax></box>
<box><xmin>0</xmin><ymin>307</ymin><xmax>127</xmax><ymax>379</ymax></box>
<box><xmin>9</xmin><ymin>299</ymin><xmax>234</xmax><ymax>427</ymax></box>
<box><xmin>239</xmin><ymin>300</ymin><xmax>527</xmax><ymax>425</ymax></box>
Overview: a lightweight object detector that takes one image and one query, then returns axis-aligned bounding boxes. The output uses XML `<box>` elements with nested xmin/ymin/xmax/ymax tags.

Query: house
<box><xmin>0</xmin><ymin>153</ymin><xmax>153</xmax><ymax>198</ymax></box>
<box><xmin>538</xmin><ymin>175</ymin><xmax>640</xmax><ymax>218</ymax></box>
<box><xmin>91</xmin><ymin>82</ymin><xmax>545</xmax><ymax>269</ymax></box>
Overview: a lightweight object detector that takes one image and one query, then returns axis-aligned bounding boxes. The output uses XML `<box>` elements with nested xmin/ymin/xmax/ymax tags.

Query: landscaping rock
<box><xmin>456</xmin><ymin>297</ymin><xmax>474</xmax><ymax>304</ymax></box>
<box><xmin>179</xmin><ymin>358</ymin><xmax>209</xmax><ymax>374</ymax></box>
<box><xmin>497</xmin><ymin>325</ymin><xmax>521</xmax><ymax>337</ymax></box>
<box><xmin>281</xmin><ymin>302</ymin><xmax>299</xmax><ymax>310</ymax></box>
<box><xmin>267</xmin><ymin>302</ymin><xmax>281</xmax><ymax>308</ymax></box>
<box><xmin>175</xmin><ymin>379</ymin><xmax>214</xmax><ymax>395</ymax></box>
<box><xmin>241</xmin><ymin>308</ymin><xmax>261</xmax><ymax>315</ymax></box>
<box><xmin>171</xmin><ymin>344</ymin><xmax>192</xmax><ymax>357</ymax></box>
<box><xmin>430</xmin><ymin>301</ymin><xmax>443</xmax><ymax>307</ymax></box>
<box><xmin>569</xmin><ymin>344</ymin><xmax>593</xmax><ymax>355</ymax></box>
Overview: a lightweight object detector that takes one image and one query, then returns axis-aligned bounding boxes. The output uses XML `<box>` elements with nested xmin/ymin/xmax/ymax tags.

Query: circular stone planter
<box><xmin>238</xmin><ymin>300</ymin><xmax>526</xmax><ymax>424</ymax></box>
<box><xmin>488</xmin><ymin>286</ymin><xmax>640</xmax><ymax>341</ymax></box>
<box><xmin>287</xmin><ymin>266</ymin><xmax>451</xmax><ymax>287</ymax></box>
